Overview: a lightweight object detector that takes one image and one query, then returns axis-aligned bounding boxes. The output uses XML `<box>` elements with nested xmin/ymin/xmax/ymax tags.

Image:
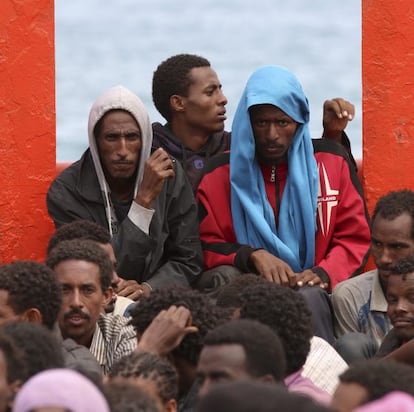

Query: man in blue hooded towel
<box><xmin>197</xmin><ymin>66</ymin><xmax>370</xmax><ymax>343</ymax></box>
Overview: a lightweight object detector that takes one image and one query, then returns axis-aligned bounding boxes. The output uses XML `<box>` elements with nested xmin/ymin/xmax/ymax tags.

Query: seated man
<box><xmin>152</xmin><ymin>53</ymin><xmax>230</xmax><ymax>193</ymax></box>
<box><xmin>47</xmin><ymin>219</ymin><xmax>133</xmax><ymax>316</ymax></box>
<box><xmin>197</xmin><ymin>65</ymin><xmax>370</xmax><ymax>342</ymax></box>
<box><xmin>331</xmin><ymin>359</ymin><xmax>414</xmax><ymax>412</ymax></box>
<box><xmin>376</xmin><ymin>253</ymin><xmax>414</xmax><ymax>358</ymax></box>
<box><xmin>332</xmin><ymin>190</ymin><xmax>414</xmax><ymax>362</ymax></box>
<box><xmin>0</xmin><ymin>260</ymin><xmax>102</xmax><ymax>383</ymax></box>
<box><xmin>46</xmin><ymin>238</ymin><xmax>137</xmax><ymax>374</ymax></box>
<box><xmin>196</xmin><ymin>319</ymin><xmax>286</xmax><ymax>397</ymax></box>
<box><xmin>197</xmin><ymin>381</ymin><xmax>332</xmax><ymax>412</ymax></box>
<box><xmin>197</xmin><ymin>319</ymin><xmax>286</xmax><ymax>397</ymax></box>
<box><xmin>128</xmin><ymin>287</ymin><xmax>224</xmax><ymax>412</ymax></box>
<box><xmin>109</xmin><ymin>352</ymin><xmax>178</xmax><ymax>412</ymax></box>
<box><xmin>238</xmin><ymin>282</ymin><xmax>332</xmax><ymax>405</ymax></box>
<box><xmin>47</xmin><ymin>85</ymin><xmax>203</xmax><ymax>300</ymax></box>
<box><xmin>152</xmin><ymin>54</ymin><xmax>357</xmax><ymax>193</ymax></box>
<box><xmin>103</xmin><ymin>380</ymin><xmax>160</xmax><ymax>412</ymax></box>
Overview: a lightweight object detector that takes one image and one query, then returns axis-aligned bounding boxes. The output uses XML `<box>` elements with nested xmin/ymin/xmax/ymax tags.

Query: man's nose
<box><xmin>198</xmin><ymin>378</ymin><xmax>212</xmax><ymax>398</ymax></box>
<box><xmin>70</xmin><ymin>289</ymin><xmax>83</xmax><ymax>308</ymax></box>
<box><xmin>395</xmin><ymin>298</ymin><xmax>408</xmax><ymax>314</ymax></box>
<box><xmin>116</xmin><ymin>138</ymin><xmax>129</xmax><ymax>156</ymax></box>
<box><xmin>377</xmin><ymin>248</ymin><xmax>394</xmax><ymax>266</ymax></box>
<box><xmin>218</xmin><ymin>90</ymin><xmax>228</xmax><ymax>106</ymax></box>
<box><xmin>268</xmin><ymin>124</ymin><xmax>280</xmax><ymax>140</ymax></box>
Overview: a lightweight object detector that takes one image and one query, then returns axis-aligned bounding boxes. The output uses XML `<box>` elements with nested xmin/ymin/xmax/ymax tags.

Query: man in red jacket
<box><xmin>196</xmin><ymin>65</ymin><xmax>370</xmax><ymax>343</ymax></box>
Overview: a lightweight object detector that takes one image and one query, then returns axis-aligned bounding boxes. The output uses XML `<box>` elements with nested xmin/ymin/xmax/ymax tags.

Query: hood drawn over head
<box><xmin>229</xmin><ymin>65</ymin><xmax>318</xmax><ymax>272</ymax></box>
<box><xmin>87</xmin><ymin>85</ymin><xmax>153</xmax><ymax>235</ymax></box>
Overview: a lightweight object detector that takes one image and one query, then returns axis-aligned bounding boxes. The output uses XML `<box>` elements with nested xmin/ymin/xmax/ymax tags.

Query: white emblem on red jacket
<box><xmin>317</xmin><ymin>162</ymin><xmax>339</xmax><ymax>236</ymax></box>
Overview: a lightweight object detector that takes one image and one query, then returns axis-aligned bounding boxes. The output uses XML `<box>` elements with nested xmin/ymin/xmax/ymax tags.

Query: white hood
<box><xmin>87</xmin><ymin>85</ymin><xmax>153</xmax><ymax>235</ymax></box>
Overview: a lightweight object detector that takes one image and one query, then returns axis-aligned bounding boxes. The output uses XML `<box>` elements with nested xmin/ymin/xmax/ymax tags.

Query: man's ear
<box><xmin>165</xmin><ymin>398</ymin><xmax>178</xmax><ymax>412</ymax></box>
<box><xmin>170</xmin><ymin>95</ymin><xmax>185</xmax><ymax>113</ymax></box>
<box><xmin>102</xmin><ymin>287</ymin><xmax>113</xmax><ymax>307</ymax></box>
<box><xmin>21</xmin><ymin>308</ymin><xmax>43</xmax><ymax>325</ymax></box>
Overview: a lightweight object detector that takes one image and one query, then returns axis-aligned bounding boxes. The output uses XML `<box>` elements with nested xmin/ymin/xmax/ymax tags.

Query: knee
<box><xmin>195</xmin><ymin>265</ymin><xmax>242</xmax><ymax>295</ymax></box>
<box><xmin>334</xmin><ymin>332</ymin><xmax>378</xmax><ymax>364</ymax></box>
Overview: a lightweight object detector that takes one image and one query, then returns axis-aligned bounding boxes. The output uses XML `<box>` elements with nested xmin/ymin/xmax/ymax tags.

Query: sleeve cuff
<box><xmin>142</xmin><ymin>282</ymin><xmax>153</xmax><ymax>291</ymax></box>
<box><xmin>235</xmin><ymin>246</ymin><xmax>262</xmax><ymax>273</ymax></box>
<box><xmin>311</xmin><ymin>266</ymin><xmax>331</xmax><ymax>287</ymax></box>
<box><xmin>128</xmin><ymin>201</ymin><xmax>155</xmax><ymax>235</ymax></box>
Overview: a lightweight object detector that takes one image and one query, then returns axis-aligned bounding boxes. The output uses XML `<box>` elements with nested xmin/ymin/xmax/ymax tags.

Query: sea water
<box><xmin>56</xmin><ymin>0</ymin><xmax>362</xmax><ymax>161</ymax></box>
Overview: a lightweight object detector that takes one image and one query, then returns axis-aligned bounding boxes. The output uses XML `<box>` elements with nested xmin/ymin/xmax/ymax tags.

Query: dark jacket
<box><xmin>47</xmin><ymin>149</ymin><xmax>203</xmax><ymax>288</ymax></box>
<box><xmin>152</xmin><ymin>122</ymin><xmax>231</xmax><ymax>193</ymax></box>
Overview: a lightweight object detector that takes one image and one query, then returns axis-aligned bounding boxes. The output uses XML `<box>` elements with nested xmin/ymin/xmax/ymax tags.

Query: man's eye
<box><xmin>126</xmin><ymin>133</ymin><xmax>140</xmax><ymax>141</ymax></box>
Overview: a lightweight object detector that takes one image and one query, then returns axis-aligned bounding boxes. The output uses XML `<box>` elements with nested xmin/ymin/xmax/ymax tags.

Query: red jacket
<box><xmin>197</xmin><ymin>139</ymin><xmax>370</xmax><ymax>290</ymax></box>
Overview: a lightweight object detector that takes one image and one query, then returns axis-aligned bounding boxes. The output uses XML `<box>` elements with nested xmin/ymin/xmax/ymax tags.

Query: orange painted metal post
<box><xmin>0</xmin><ymin>0</ymin><xmax>56</xmax><ymax>262</ymax></box>
<box><xmin>362</xmin><ymin>1</ymin><xmax>414</xmax><ymax>215</ymax></box>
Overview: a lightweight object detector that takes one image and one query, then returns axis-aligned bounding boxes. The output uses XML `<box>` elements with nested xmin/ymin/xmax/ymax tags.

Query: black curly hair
<box><xmin>203</xmin><ymin>319</ymin><xmax>286</xmax><ymax>382</ymax></box>
<box><xmin>2</xmin><ymin>322</ymin><xmax>64</xmax><ymax>383</ymax></box>
<box><xmin>0</xmin><ymin>331</ymin><xmax>26</xmax><ymax>384</ymax></box>
<box><xmin>198</xmin><ymin>380</ymin><xmax>331</xmax><ymax>412</ymax></box>
<box><xmin>129</xmin><ymin>287</ymin><xmax>222</xmax><ymax>366</ymax></box>
<box><xmin>239</xmin><ymin>283</ymin><xmax>312</xmax><ymax>375</ymax></box>
<box><xmin>104</xmin><ymin>381</ymin><xmax>160</xmax><ymax>412</ymax></box>
<box><xmin>372</xmin><ymin>189</ymin><xmax>414</xmax><ymax>239</ymax></box>
<box><xmin>152</xmin><ymin>53</ymin><xmax>211</xmax><ymax>122</ymax></box>
<box><xmin>46</xmin><ymin>239</ymin><xmax>112</xmax><ymax>291</ymax></box>
<box><xmin>215</xmin><ymin>273</ymin><xmax>267</xmax><ymax>309</ymax></box>
<box><xmin>0</xmin><ymin>261</ymin><xmax>62</xmax><ymax>329</ymax></box>
<box><xmin>338</xmin><ymin>359</ymin><xmax>414</xmax><ymax>403</ymax></box>
<box><xmin>47</xmin><ymin>219</ymin><xmax>111</xmax><ymax>254</ymax></box>
<box><xmin>110</xmin><ymin>352</ymin><xmax>178</xmax><ymax>403</ymax></box>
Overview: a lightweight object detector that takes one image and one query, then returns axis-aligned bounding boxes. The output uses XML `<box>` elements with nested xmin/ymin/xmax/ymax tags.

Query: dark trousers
<box><xmin>334</xmin><ymin>332</ymin><xmax>378</xmax><ymax>364</ymax></box>
<box><xmin>297</xmin><ymin>286</ymin><xmax>336</xmax><ymax>345</ymax></box>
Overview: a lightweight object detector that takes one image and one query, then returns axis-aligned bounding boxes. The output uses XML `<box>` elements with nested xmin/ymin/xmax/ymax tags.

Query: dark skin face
<box><xmin>56</xmin><ymin>259</ymin><xmax>111</xmax><ymax>348</ymax></box>
<box><xmin>386</xmin><ymin>272</ymin><xmax>414</xmax><ymax>341</ymax></box>
<box><xmin>95</xmin><ymin>110</ymin><xmax>142</xmax><ymax>199</ymax></box>
<box><xmin>249</xmin><ymin>104</ymin><xmax>298</xmax><ymax>165</ymax></box>
<box><xmin>170</xmin><ymin>66</ymin><xmax>227</xmax><ymax>151</ymax></box>
<box><xmin>370</xmin><ymin>213</ymin><xmax>414</xmax><ymax>291</ymax></box>
<box><xmin>331</xmin><ymin>382</ymin><xmax>369</xmax><ymax>412</ymax></box>
<box><xmin>196</xmin><ymin>344</ymin><xmax>252</xmax><ymax>398</ymax></box>
<box><xmin>0</xmin><ymin>290</ymin><xmax>20</xmax><ymax>329</ymax></box>
<box><xmin>179</xmin><ymin>67</ymin><xmax>227</xmax><ymax>134</ymax></box>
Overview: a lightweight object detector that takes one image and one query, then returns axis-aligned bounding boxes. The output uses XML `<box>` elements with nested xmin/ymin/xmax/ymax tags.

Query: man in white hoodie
<box><xmin>47</xmin><ymin>86</ymin><xmax>203</xmax><ymax>300</ymax></box>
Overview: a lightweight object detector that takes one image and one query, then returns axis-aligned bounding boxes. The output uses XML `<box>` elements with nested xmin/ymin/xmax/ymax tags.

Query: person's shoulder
<box><xmin>52</xmin><ymin>151</ymin><xmax>90</xmax><ymax>185</ymax></box>
<box><xmin>152</xmin><ymin>122</ymin><xmax>181</xmax><ymax>152</ymax></box>
<box><xmin>204</xmin><ymin>151</ymin><xmax>230</xmax><ymax>175</ymax></box>
<box><xmin>62</xmin><ymin>338</ymin><xmax>103</xmax><ymax>383</ymax></box>
<box><xmin>332</xmin><ymin>269</ymin><xmax>378</xmax><ymax>295</ymax></box>
<box><xmin>312</xmin><ymin>138</ymin><xmax>350</xmax><ymax>159</ymax></box>
<box><xmin>209</xmin><ymin>130</ymin><xmax>231</xmax><ymax>152</ymax></box>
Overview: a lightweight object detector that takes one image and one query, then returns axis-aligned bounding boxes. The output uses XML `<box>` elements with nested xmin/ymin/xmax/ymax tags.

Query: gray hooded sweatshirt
<box><xmin>47</xmin><ymin>86</ymin><xmax>203</xmax><ymax>288</ymax></box>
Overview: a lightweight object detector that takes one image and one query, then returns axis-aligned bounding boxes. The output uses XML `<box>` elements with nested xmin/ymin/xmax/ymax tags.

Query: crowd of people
<box><xmin>1</xmin><ymin>53</ymin><xmax>413</xmax><ymax>412</ymax></box>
